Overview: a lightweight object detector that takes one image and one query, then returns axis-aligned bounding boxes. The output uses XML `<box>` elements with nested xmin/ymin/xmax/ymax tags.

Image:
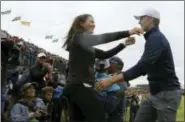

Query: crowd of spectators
<box><xmin>1</xmin><ymin>29</ymin><xmax>68</xmax><ymax>122</ymax></box>
<box><xmin>1</xmin><ymin>29</ymin><xmax>184</xmax><ymax>122</ymax></box>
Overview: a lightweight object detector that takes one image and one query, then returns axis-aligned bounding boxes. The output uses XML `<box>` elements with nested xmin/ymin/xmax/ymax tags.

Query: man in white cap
<box><xmin>16</xmin><ymin>52</ymin><xmax>49</xmax><ymax>97</ymax></box>
<box><xmin>29</xmin><ymin>53</ymin><xmax>49</xmax><ymax>92</ymax></box>
<box><xmin>134</xmin><ymin>8</ymin><xmax>161</xmax><ymax>32</ymax></box>
<box><xmin>98</xmin><ymin>8</ymin><xmax>181</xmax><ymax>122</ymax></box>
<box><xmin>132</xmin><ymin>8</ymin><xmax>181</xmax><ymax>122</ymax></box>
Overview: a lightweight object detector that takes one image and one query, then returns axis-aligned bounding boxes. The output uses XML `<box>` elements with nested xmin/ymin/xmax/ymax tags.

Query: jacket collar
<box><xmin>144</xmin><ymin>26</ymin><xmax>159</xmax><ymax>40</ymax></box>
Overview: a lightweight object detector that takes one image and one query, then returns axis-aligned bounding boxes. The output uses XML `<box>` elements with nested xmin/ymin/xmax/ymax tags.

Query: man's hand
<box><xmin>129</xmin><ymin>27</ymin><xmax>144</xmax><ymax>36</ymax></box>
<box><xmin>34</xmin><ymin>110</ymin><xmax>42</xmax><ymax>118</ymax></box>
<box><xmin>95</xmin><ymin>78</ymin><xmax>114</xmax><ymax>91</ymax></box>
<box><xmin>95</xmin><ymin>73</ymin><xmax>124</xmax><ymax>91</ymax></box>
<box><xmin>122</xmin><ymin>37</ymin><xmax>136</xmax><ymax>46</ymax></box>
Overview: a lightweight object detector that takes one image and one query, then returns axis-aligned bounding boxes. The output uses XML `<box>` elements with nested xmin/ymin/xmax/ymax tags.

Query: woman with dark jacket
<box><xmin>62</xmin><ymin>14</ymin><xmax>143</xmax><ymax>122</ymax></box>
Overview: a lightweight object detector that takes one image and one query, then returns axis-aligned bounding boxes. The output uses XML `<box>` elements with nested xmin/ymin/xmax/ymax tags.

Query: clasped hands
<box><xmin>122</xmin><ymin>27</ymin><xmax>144</xmax><ymax>46</ymax></box>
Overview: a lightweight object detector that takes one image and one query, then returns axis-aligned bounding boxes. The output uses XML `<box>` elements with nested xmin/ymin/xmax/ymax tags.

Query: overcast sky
<box><xmin>1</xmin><ymin>1</ymin><xmax>184</xmax><ymax>87</ymax></box>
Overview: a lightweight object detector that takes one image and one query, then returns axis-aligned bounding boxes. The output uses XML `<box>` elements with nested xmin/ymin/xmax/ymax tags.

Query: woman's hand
<box><xmin>129</xmin><ymin>27</ymin><xmax>144</xmax><ymax>36</ymax></box>
<box><xmin>122</xmin><ymin>37</ymin><xmax>136</xmax><ymax>46</ymax></box>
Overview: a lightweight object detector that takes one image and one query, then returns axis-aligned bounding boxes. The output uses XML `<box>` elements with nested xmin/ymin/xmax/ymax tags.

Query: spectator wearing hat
<box><xmin>108</xmin><ymin>56</ymin><xmax>129</xmax><ymax>88</ymax></box>
<box><xmin>17</xmin><ymin>52</ymin><xmax>50</xmax><ymax>96</ymax></box>
<box><xmin>10</xmin><ymin>82</ymin><xmax>46</xmax><ymax>122</ymax></box>
<box><xmin>108</xmin><ymin>56</ymin><xmax>124</xmax><ymax>74</ymax></box>
<box><xmin>95</xmin><ymin>59</ymin><xmax>122</xmax><ymax>122</ymax></box>
<box><xmin>108</xmin><ymin>56</ymin><xmax>128</xmax><ymax>122</ymax></box>
<box><xmin>95</xmin><ymin>59</ymin><xmax>121</xmax><ymax>96</ymax></box>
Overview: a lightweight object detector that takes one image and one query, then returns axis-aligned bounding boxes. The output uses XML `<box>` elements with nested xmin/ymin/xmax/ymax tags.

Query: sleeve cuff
<box><xmin>124</xmin><ymin>30</ymin><xmax>130</xmax><ymax>37</ymax></box>
<box><xmin>122</xmin><ymin>71</ymin><xmax>130</xmax><ymax>82</ymax></box>
<box><xmin>119</xmin><ymin>43</ymin><xmax>126</xmax><ymax>48</ymax></box>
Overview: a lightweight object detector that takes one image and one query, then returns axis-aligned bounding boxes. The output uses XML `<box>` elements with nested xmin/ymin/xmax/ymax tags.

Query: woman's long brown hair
<box><xmin>62</xmin><ymin>14</ymin><xmax>92</xmax><ymax>51</ymax></box>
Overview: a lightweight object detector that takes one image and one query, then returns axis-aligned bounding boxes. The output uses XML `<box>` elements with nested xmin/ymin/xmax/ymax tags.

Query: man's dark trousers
<box><xmin>134</xmin><ymin>90</ymin><xmax>182</xmax><ymax>122</ymax></box>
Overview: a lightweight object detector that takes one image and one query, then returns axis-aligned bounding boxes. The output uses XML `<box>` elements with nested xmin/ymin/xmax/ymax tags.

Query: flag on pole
<box><xmin>52</xmin><ymin>38</ymin><xmax>59</xmax><ymax>43</ymax></box>
<box><xmin>12</xmin><ymin>16</ymin><xmax>21</xmax><ymax>22</ymax></box>
<box><xmin>1</xmin><ymin>9</ymin><xmax>11</xmax><ymax>15</ymax></box>
<box><xmin>45</xmin><ymin>35</ymin><xmax>53</xmax><ymax>39</ymax></box>
<box><xmin>21</xmin><ymin>21</ymin><xmax>31</xmax><ymax>26</ymax></box>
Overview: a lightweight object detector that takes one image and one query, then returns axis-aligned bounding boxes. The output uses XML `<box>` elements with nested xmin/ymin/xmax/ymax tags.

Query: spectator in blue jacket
<box><xmin>108</xmin><ymin>56</ymin><xmax>128</xmax><ymax>122</ymax></box>
<box><xmin>95</xmin><ymin>59</ymin><xmax>121</xmax><ymax>95</ymax></box>
<box><xmin>98</xmin><ymin>8</ymin><xmax>181</xmax><ymax>122</ymax></box>
<box><xmin>10</xmin><ymin>82</ymin><xmax>46</xmax><ymax>122</ymax></box>
<box><xmin>95</xmin><ymin>59</ymin><xmax>122</xmax><ymax>122</ymax></box>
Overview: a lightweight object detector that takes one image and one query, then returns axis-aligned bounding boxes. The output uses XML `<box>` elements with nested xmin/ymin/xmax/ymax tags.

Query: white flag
<box><xmin>1</xmin><ymin>9</ymin><xmax>11</xmax><ymax>15</ymax></box>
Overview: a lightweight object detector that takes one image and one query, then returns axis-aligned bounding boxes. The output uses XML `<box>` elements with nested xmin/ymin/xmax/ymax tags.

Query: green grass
<box><xmin>125</xmin><ymin>96</ymin><xmax>184</xmax><ymax>122</ymax></box>
<box><xmin>176</xmin><ymin>96</ymin><xmax>184</xmax><ymax>121</ymax></box>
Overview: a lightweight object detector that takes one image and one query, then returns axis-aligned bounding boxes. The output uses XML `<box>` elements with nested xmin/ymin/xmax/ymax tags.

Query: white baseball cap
<box><xmin>23</xmin><ymin>82</ymin><xmax>38</xmax><ymax>91</ymax></box>
<box><xmin>134</xmin><ymin>8</ymin><xmax>160</xmax><ymax>20</ymax></box>
<box><xmin>95</xmin><ymin>59</ymin><xmax>110</xmax><ymax>70</ymax></box>
<box><xmin>37</xmin><ymin>52</ymin><xmax>46</xmax><ymax>58</ymax></box>
<box><xmin>17</xmin><ymin>41</ymin><xmax>24</xmax><ymax>45</ymax></box>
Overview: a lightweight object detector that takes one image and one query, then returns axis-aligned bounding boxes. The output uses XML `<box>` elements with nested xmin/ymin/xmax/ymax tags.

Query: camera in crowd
<box><xmin>38</xmin><ymin>109</ymin><xmax>48</xmax><ymax>117</ymax></box>
<box><xmin>46</xmin><ymin>57</ymin><xmax>54</xmax><ymax>65</ymax></box>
